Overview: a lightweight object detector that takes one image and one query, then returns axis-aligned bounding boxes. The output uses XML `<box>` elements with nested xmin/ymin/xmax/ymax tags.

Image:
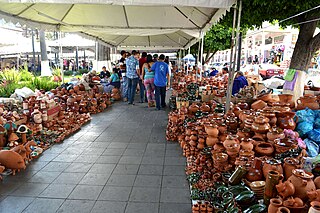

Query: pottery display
<box><xmin>276</xmin><ymin>111</ymin><xmax>297</xmax><ymax>130</ymax></box>
<box><xmin>297</xmin><ymin>94</ymin><xmax>319</xmax><ymax>110</ymax></box>
<box><xmin>268</xmin><ymin>198</ymin><xmax>283</xmax><ymax>213</ymax></box>
<box><xmin>263</xmin><ymin>159</ymin><xmax>283</xmax><ymax>178</ymax></box>
<box><xmin>283</xmin><ymin>158</ymin><xmax>300</xmax><ymax>180</ymax></box>
<box><xmin>287</xmin><ymin>169</ymin><xmax>316</xmax><ymax>201</ymax></box>
<box><xmin>251</xmin><ymin>115</ymin><xmax>270</xmax><ymax>134</ymax></box>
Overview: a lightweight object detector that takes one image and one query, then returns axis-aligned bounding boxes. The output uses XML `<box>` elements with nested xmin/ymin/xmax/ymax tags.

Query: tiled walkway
<box><xmin>0</xmin><ymin>101</ymin><xmax>191</xmax><ymax>213</ymax></box>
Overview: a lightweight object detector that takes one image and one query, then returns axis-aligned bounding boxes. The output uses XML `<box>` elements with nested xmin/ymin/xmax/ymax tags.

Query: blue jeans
<box><xmin>155</xmin><ymin>85</ymin><xmax>166</xmax><ymax>110</ymax></box>
<box><xmin>128</xmin><ymin>77</ymin><xmax>139</xmax><ymax>103</ymax></box>
<box><xmin>121</xmin><ymin>77</ymin><xmax>128</xmax><ymax>99</ymax></box>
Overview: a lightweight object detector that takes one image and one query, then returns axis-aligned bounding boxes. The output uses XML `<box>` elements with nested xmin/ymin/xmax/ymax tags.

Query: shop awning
<box><xmin>0</xmin><ymin>0</ymin><xmax>235</xmax><ymax>50</ymax></box>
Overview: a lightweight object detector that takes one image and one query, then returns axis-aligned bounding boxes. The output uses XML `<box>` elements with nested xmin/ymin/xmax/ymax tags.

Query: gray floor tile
<box><xmin>53</xmin><ymin>172</ymin><xmax>86</xmax><ymax>184</ymax></box>
<box><xmin>57</xmin><ymin>199</ymin><xmax>95</xmax><ymax>213</ymax></box>
<box><xmin>123</xmin><ymin>148</ymin><xmax>145</xmax><ymax>156</ymax></box>
<box><xmin>129</xmin><ymin>187</ymin><xmax>160</xmax><ymax>202</ymax></box>
<box><xmin>163</xmin><ymin>165</ymin><xmax>186</xmax><ymax>176</ymax></box>
<box><xmin>108</xmin><ymin>142</ymin><xmax>129</xmax><ymax>149</ymax></box>
<box><xmin>88</xmin><ymin>163</ymin><xmax>116</xmax><ymax>174</ymax></box>
<box><xmin>62</xmin><ymin>147</ymin><xmax>85</xmax><ymax>155</ymax></box>
<box><xmin>23</xmin><ymin>198</ymin><xmax>64</xmax><ymax>213</ymax></box>
<box><xmin>10</xmin><ymin>183</ymin><xmax>48</xmax><ymax>197</ymax></box>
<box><xmin>0</xmin><ymin>182</ymin><xmax>22</xmax><ymax>195</ymax></box>
<box><xmin>96</xmin><ymin>155</ymin><xmax>121</xmax><ymax>164</ymax></box>
<box><xmin>159</xmin><ymin>202</ymin><xmax>191</xmax><ymax>213</ymax></box>
<box><xmin>41</xmin><ymin>162</ymin><xmax>71</xmax><ymax>172</ymax></box>
<box><xmin>113</xmin><ymin>164</ymin><xmax>140</xmax><ymax>175</ymax></box>
<box><xmin>98</xmin><ymin>186</ymin><xmax>132</xmax><ymax>201</ymax></box>
<box><xmin>27</xmin><ymin>161</ymin><xmax>49</xmax><ymax>171</ymax></box>
<box><xmin>68</xmin><ymin>185</ymin><xmax>103</xmax><ymax>200</ymax></box>
<box><xmin>52</xmin><ymin>154</ymin><xmax>79</xmax><ymax>162</ymax></box>
<box><xmin>88</xmin><ymin>142</ymin><xmax>110</xmax><ymax>148</ymax></box>
<box><xmin>0</xmin><ymin>196</ymin><xmax>34</xmax><ymax>213</ymax></box>
<box><xmin>127</xmin><ymin>143</ymin><xmax>148</xmax><ymax>149</ymax></box>
<box><xmin>134</xmin><ymin>175</ymin><xmax>162</xmax><ymax>187</ymax></box>
<box><xmin>79</xmin><ymin>173</ymin><xmax>110</xmax><ymax>185</ymax></box>
<box><xmin>91</xmin><ymin>201</ymin><xmax>126</xmax><ymax>213</ymax></box>
<box><xmin>107</xmin><ymin>174</ymin><xmax>136</xmax><ymax>186</ymax></box>
<box><xmin>141</xmin><ymin>156</ymin><xmax>165</xmax><ymax>165</ymax></box>
<box><xmin>74</xmin><ymin>154</ymin><xmax>99</xmax><ymax>163</ymax></box>
<box><xmin>164</xmin><ymin>157</ymin><xmax>186</xmax><ymax>166</ymax></box>
<box><xmin>39</xmin><ymin>184</ymin><xmax>76</xmax><ymax>199</ymax></box>
<box><xmin>27</xmin><ymin>171</ymin><xmax>61</xmax><ymax>184</ymax></box>
<box><xmin>118</xmin><ymin>156</ymin><xmax>143</xmax><ymax>165</ymax></box>
<box><xmin>125</xmin><ymin>202</ymin><xmax>159</xmax><ymax>213</ymax></box>
<box><xmin>82</xmin><ymin>147</ymin><xmax>106</xmax><ymax>155</ymax></box>
<box><xmin>102</xmin><ymin>148</ymin><xmax>125</xmax><ymax>156</ymax></box>
<box><xmin>138</xmin><ymin>165</ymin><xmax>163</xmax><ymax>175</ymax></box>
<box><xmin>144</xmin><ymin>149</ymin><xmax>166</xmax><ymax>157</ymax></box>
<box><xmin>35</xmin><ymin>153</ymin><xmax>59</xmax><ymax>162</ymax></box>
<box><xmin>64</xmin><ymin>162</ymin><xmax>93</xmax><ymax>173</ymax></box>
<box><xmin>162</xmin><ymin>176</ymin><xmax>189</xmax><ymax>188</ymax></box>
<box><xmin>160</xmin><ymin>188</ymin><xmax>190</xmax><ymax>203</ymax></box>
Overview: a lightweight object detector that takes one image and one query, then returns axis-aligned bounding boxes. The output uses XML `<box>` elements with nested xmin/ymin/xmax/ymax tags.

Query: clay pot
<box><xmin>213</xmin><ymin>143</ymin><xmax>225</xmax><ymax>152</ymax></box>
<box><xmin>226</xmin><ymin>116</ymin><xmax>238</xmax><ymax>131</ymax></box>
<box><xmin>206</xmin><ymin>136</ymin><xmax>219</xmax><ymax>146</ymax></box>
<box><xmin>267</xmin><ymin>127</ymin><xmax>285</xmax><ymax>142</ymax></box>
<box><xmin>287</xmin><ymin>169</ymin><xmax>316</xmax><ymax>201</ymax></box>
<box><xmin>309</xmin><ymin>201</ymin><xmax>320</xmax><ymax>213</ymax></box>
<box><xmin>246</xmin><ymin>158</ymin><xmax>263</xmax><ymax>182</ymax></box>
<box><xmin>264</xmin><ymin>170</ymin><xmax>284</xmax><ymax>205</ymax></box>
<box><xmin>240</xmin><ymin>138</ymin><xmax>254</xmax><ymax>151</ymax></box>
<box><xmin>277</xmin><ymin>111</ymin><xmax>297</xmax><ymax>130</ymax></box>
<box><xmin>237</xmin><ymin>102</ymin><xmax>249</xmax><ymax>110</ymax></box>
<box><xmin>315</xmin><ymin>176</ymin><xmax>320</xmax><ymax>189</ymax></box>
<box><xmin>258</xmin><ymin>92</ymin><xmax>272</xmax><ymax>102</ymax></box>
<box><xmin>197</xmin><ymin>142</ymin><xmax>205</xmax><ymax>149</ymax></box>
<box><xmin>297</xmin><ymin>95</ymin><xmax>319</xmax><ymax>110</ymax></box>
<box><xmin>188</xmin><ymin>102</ymin><xmax>199</xmax><ymax>114</ymax></box>
<box><xmin>251</xmin><ymin>100</ymin><xmax>268</xmax><ymax>110</ymax></box>
<box><xmin>251</xmin><ymin>116</ymin><xmax>271</xmax><ymax>134</ymax></box>
<box><xmin>268</xmin><ymin>198</ymin><xmax>283</xmax><ymax>213</ymax></box>
<box><xmin>200</xmin><ymin>103</ymin><xmax>211</xmax><ymax>112</ymax></box>
<box><xmin>283</xmin><ymin>158</ymin><xmax>300</xmax><ymax>180</ymax></box>
<box><xmin>277</xmin><ymin>207</ymin><xmax>291</xmax><ymax>213</ymax></box>
<box><xmin>276</xmin><ymin>180</ymin><xmax>295</xmax><ymax>199</ymax></box>
<box><xmin>278</xmin><ymin>94</ymin><xmax>295</xmax><ymax>108</ymax></box>
<box><xmin>212</xmin><ymin>152</ymin><xmax>228</xmax><ymax>163</ymax></box>
<box><xmin>307</xmin><ymin>189</ymin><xmax>320</xmax><ymax>202</ymax></box>
<box><xmin>263</xmin><ymin>159</ymin><xmax>283</xmax><ymax>178</ymax></box>
<box><xmin>260</xmin><ymin>107</ymin><xmax>277</xmax><ymax>126</ymax></box>
<box><xmin>274</xmin><ymin>138</ymin><xmax>298</xmax><ymax>155</ymax></box>
<box><xmin>255</xmin><ymin>142</ymin><xmax>274</xmax><ymax>157</ymax></box>
<box><xmin>223</xmin><ymin>135</ymin><xmax>239</xmax><ymax>148</ymax></box>
<box><xmin>192</xmin><ymin>204</ymin><xmax>200</xmax><ymax>211</ymax></box>
<box><xmin>205</xmin><ymin>125</ymin><xmax>219</xmax><ymax>137</ymax></box>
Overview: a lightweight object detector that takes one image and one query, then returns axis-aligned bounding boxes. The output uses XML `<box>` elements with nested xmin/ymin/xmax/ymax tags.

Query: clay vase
<box><xmin>278</xmin><ymin>94</ymin><xmax>295</xmax><ymax>108</ymax></box>
<box><xmin>276</xmin><ymin>180</ymin><xmax>295</xmax><ymax>199</ymax></box>
<box><xmin>315</xmin><ymin>176</ymin><xmax>320</xmax><ymax>189</ymax></box>
<box><xmin>246</xmin><ymin>158</ymin><xmax>263</xmax><ymax>182</ymax></box>
<box><xmin>205</xmin><ymin>125</ymin><xmax>219</xmax><ymax>137</ymax></box>
<box><xmin>309</xmin><ymin>201</ymin><xmax>320</xmax><ymax>213</ymax></box>
<box><xmin>263</xmin><ymin>159</ymin><xmax>283</xmax><ymax>178</ymax></box>
<box><xmin>268</xmin><ymin>198</ymin><xmax>283</xmax><ymax>213</ymax></box>
<box><xmin>252</xmin><ymin>116</ymin><xmax>271</xmax><ymax>134</ymax></box>
<box><xmin>255</xmin><ymin>142</ymin><xmax>274</xmax><ymax>157</ymax></box>
<box><xmin>240</xmin><ymin>138</ymin><xmax>254</xmax><ymax>151</ymax></box>
<box><xmin>264</xmin><ymin>170</ymin><xmax>284</xmax><ymax>205</ymax></box>
<box><xmin>276</xmin><ymin>111</ymin><xmax>297</xmax><ymax>130</ymax></box>
<box><xmin>287</xmin><ymin>169</ymin><xmax>316</xmax><ymax>201</ymax></box>
<box><xmin>283</xmin><ymin>158</ymin><xmax>300</xmax><ymax>180</ymax></box>
<box><xmin>206</xmin><ymin>136</ymin><xmax>219</xmax><ymax>147</ymax></box>
<box><xmin>277</xmin><ymin>207</ymin><xmax>291</xmax><ymax>213</ymax></box>
<box><xmin>188</xmin><ymin>102</ymin><xmax>199</xmax><ymax>114</ymax></box>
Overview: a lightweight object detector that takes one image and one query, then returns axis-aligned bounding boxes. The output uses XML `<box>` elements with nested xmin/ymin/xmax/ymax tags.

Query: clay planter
<box><xmin>283</xmin><ymin>158</ymin><xmax>300</xmax><ymax>180</ymax></box>
<box><xmin>263</xmin><ymin>159</ymin><xmax>283</xmax><ymax>178</ymax></box>
<box><xmin>288</xmin><ymin>169</ymin><xmax>316</xmax><ymax>201</ymax></box>
<box><xmin>255</xmin><ymin>142</ymin><xmax>274</xmax><ymax>157</ymax></box>
<box><xmin>268</xmin><ymin>198</ymin><xmax>283</xmax><ymax>213</ymax></box>
<box><xmin>276</xmin><ymin>111</ymin><xmax>297</xmax><ymax>130</ymax></box>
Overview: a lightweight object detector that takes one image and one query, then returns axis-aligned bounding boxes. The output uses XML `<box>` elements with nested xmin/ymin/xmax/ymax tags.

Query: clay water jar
<box><xmin>283</xmin><ymin>157</ymin><xmax>300</xmax><ymax>180</ymax></box>
<box><xmin>276</xmin><ymin>111</ymin><xmax>297</xmax><ymax>130</ymax></box>
<box><xmin>287</xmin><ymin>169</ymin><xmax>316</xmax><ymax>201</ymax></box>
<box><xmin>251</xmin><ymin>116</ymin><xmax>271</xmax><ymax>134</ymax></box>
<box><xmin>263</xmin><ymin>159</ymin><xmax>283</xmax><ymax>178</ymax></box>
<box><xmin>255</xmin><ymin>142</ymin><xmax>274</xmax><ymax>157</ymax></box>
<box><xmin>268</xmin><ymin>198</ymin><xmax>283</xmax><ymax>213</ymax></box>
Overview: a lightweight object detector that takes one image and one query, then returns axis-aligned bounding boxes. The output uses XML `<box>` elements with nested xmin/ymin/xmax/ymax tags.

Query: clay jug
<box><xmin>246</xmin><ymin>158</ymin><xmax>263</xmax><ymax>182</ymax></box>
<box><xmin>268</xmin><ymin>198</ymin><xmax>283</xmax><ymax>213</ymax></box>
<box><xmin>264</xmin><ymin>170</ymin><xmax>284</xmax><ymax>205</ymax></box>
<box><xmin>276</xmin><ymin>111</ymin><xmax>297</xmax><ymax>130</ymax></box>
<box><xmin>288</xmin><ymin>169</ymin><xmax>316</xmax><ymax>201</ymax></box>
<box><xmin>309</xmin><ymin>201</ymin><xmax>320</xmax><ymax>213</ymax></box>
<box><xmin>263</xmin><ymin>159</ymin><xmax>283</xmax><ymax>178</ymax></box>
<box><xmin>283</xmin><ymin>158</ymin><xmax>300</xmax><ymax>180</ymax></box>
<box><xmin>276</xmin><ymin>180</ymin><xmax>295</xmax><ymax>199</ymax></box>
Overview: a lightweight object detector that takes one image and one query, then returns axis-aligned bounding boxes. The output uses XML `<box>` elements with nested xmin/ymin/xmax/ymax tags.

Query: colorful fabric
<box><xmin>283</xmin><ymin>71</ymin><xmax>298</xmax><ymax>91</ymax></box>
<box><xmin>144</xmin><ymin>78</ymin><xmax>155</xmax><ymax>102</ymax></box>
<box><xmin>126</xmin><ymin>56</ymin><xmax>139</xmax><ymax>79</ymax></box>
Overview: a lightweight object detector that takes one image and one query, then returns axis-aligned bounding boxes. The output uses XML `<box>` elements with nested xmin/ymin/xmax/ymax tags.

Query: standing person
<box><xmin>153</xmin><ymin>54</ymin><xmax>158</xmax><ymax>62</ymax></box>
<box><xmin>126</xmin><ymin>50</ymin><xmax>140</xmax><ymax>105</ymax></box>
<box><xmin>138</xmin><ymin>52</ymin><xmax>147</xmax><ymax>103</ymax></box>
<box><xmin>142</xmin><ymin>54</ymin><xmax>155</xmax><ymax>107</ymax></box>
<box><xmin>151</xmin><ymin>54</ymin><xmax>170</xmax><ymax>110</ymax></box>
<box><xmin>119</xmin><ymin>50</ymin><xmax>128</xmax><ymax>101</ymax></box>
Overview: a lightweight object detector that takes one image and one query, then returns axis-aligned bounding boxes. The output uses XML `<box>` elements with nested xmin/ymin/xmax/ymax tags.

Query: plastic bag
<box><xmin>314</xmin><ymin>110</ymin><xmax>320</xmax><ymax>118</ymax></box>
<box><xmin>304</xmin><ymin>138</ymin><xmax>319</xmax><ymax>157</ymax></box>
<box><xmin>315</xmin><ymin>117</ymin><xmax>320</xmax><ymax>129</ymax></box>
<box><xmin>296</xmin><ymin>121</ymin><xmax>314</xmax><ymax>137</ymax></box>
<box><xmin>296</xmin><ymin>108</ymin><xmax>315</xmax><ymax>123</ymax></box>
<box><xmin>14</xmin><ymin>87</ymin><xmax>35</xmax><ymax>98</ymax></box>
<box><xmin>308</xmin><ymin>129</ymin><xmax>320</xmax><ymax>143</ymax></box>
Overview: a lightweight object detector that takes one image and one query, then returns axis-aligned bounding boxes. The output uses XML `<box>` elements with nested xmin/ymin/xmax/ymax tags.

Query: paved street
<box><xmin>0</xmin><ymin>102</ymin><xmax>191</xmax><ymax>213</ymax></box>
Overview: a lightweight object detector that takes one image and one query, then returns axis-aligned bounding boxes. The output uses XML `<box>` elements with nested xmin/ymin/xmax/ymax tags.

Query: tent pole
<box><xmin>225</xmin><ymin>1</ymin><xmax>238</xmax><ymax>113</ymax></box>
<box><xmin>95</xmin><ymin>40</ymin><xmax>98</xmax><ymax>71</ymax></box>
<box><xmin>200</xmin><ymin>31</ymin><xmax>204</xmax><ymax>81</ymax></box>
<box><xmin>59</xmin><ymin>31</ymin><xmax>64</xmax><ymax>83</ymax></box>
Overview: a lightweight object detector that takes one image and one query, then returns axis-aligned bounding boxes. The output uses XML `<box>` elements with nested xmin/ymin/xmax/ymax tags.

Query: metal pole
<box><xmin>200</xmin><ymin>31</ymin><xmax>204</xmax><ymax>81</ymax></box>
<box><xmin>59</xmin><ymin>31</ymin><xmax>64</xmax><ymax>83</ymax></box>
<box><xmin>31</xmin><ymin>29</ymin><xmax>36</xmax><ymax>74</ymax></box>
<box><xmin>76</xmin><ymin>46</ymin><xmax>79</xmax><ymax>71</ymax></box>
<box><xmin>225</xmin><ymin>1</ymin><xmax>238</xmax><ymax>112</ymax></box>
<box><xmin>237</xmin><ymin>32</ymin><xmax>243</xmax><ymax>71</ymax></box>
<box><xmin>95</xmin><ymin>40</ymin><xmax>98</xmax><ymax>71</ymax></box>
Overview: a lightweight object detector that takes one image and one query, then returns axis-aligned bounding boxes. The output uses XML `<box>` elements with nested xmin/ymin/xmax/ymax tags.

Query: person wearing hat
<box><xmin>232</xmin><ymin>71</ymin><xmax>248</xmax><ymax>95</ymax></box>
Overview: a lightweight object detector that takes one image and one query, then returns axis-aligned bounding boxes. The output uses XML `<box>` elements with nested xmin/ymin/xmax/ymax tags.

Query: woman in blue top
<box><xmin>141</xmin><ymin>54</ymin><xmax>155</xmax><ymax>107</ymax></box>
<box><xmin>109</xmin><ymin>68</ymin><xmax>121</xmax><ymax>88</ymax></box>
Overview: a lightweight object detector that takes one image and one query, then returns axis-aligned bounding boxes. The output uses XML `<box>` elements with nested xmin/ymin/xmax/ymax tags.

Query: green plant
<box><xmin>78</xmin><ymin>69</ymin><xmax>89</xmax><ymax>75</ymax></box>
<box><xmin>32</xmin><ymin>77</ymin><xmax>59</xmax><ymax>91</ymax></box>
<box><xmin>19</xmin><ymin>67</ymin><xmax>34</xmax><ymax>82</ymax></box>
<box><xmin>0</xmin><ymin>69</ymin><xmax>21</xmax><ymax>84</ymax></box>
<box><xmin>0</xmin><ymin>81</ymin><xmax>36</xmax><ymax>98</ymax></box>
<box><xmin>63</xmin><ymin>70</ymin><xmax>73</xmax><ymax>76</ymax></box>
<box><xmin>52</xmin><ymin>68</ymin><xmax>61</xmax><ymax>76</ymax></box>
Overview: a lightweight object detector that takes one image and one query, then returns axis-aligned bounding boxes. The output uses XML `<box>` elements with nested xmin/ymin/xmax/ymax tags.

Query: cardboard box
<box><xmin>47</xmin><ymin>105</ymin><xmax>60</xmax><ymax>121</ymax></box>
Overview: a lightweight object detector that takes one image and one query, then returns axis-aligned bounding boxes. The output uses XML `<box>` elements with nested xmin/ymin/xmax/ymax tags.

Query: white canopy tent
<box><xmin>0</xmin><ymin>0</ymin><xmax>235</xmax><ymax>50</ymax></box>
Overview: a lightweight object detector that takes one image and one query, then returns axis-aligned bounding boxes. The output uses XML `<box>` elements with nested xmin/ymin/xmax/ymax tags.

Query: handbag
<box><xmin>284</xmin><ymin>69</ymin><xmax>296</xmax><ymax>81</ymax></box>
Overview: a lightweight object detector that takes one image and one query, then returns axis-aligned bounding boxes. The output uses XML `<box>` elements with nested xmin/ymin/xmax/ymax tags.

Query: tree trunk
<box><xmin>289</xmin><ymin>21</ymin><xmax>319</xmax><ymax>71</ymax></box>
<box><xmin>39</xmin><ymin>30</ymin><xmax>51</xmax><ymax>76</ymax></box>
<box><xmin>205</xmin><ymin>50</ymin><xmax>218</xmax><ymax>64</ymax></box>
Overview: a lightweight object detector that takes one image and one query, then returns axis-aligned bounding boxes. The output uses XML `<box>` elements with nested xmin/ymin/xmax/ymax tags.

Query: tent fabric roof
<box><xmin>0</xmin><ymin>0</ymin><xmax>235</xmax><ymax>50</ymax></box>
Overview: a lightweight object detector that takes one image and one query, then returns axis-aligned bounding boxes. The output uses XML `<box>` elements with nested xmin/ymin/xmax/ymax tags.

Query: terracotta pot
<box><xmin>252</xmin><ymin>116</ymin><xmax>271</xmax><ymax>134</ymax></box>
<box><xmin>188</xmin><ymin>102</ymin><xmax>199</xmax><ymax>114</ymax></box>
<box><xmin>267</xmin><ymin>127</ymin><xmax>285</xmax><ymax>142</ymax></box>
<box><xmin>283</xmin><ymin>158</ymin><xmax>300</xmax><ymax>180</ymax></box>
<box><xmin>255</xmin><ymin>142</ymin><xmax>274</xmax><ymax>157</ymax></box>
<box><xmin>263</xmin><ymin>159</ymin><xmax>283</xmax><ymax>178</ymax></box>
<box><xmin>223</xmin><ymin>135</ymin><xmax>239</xmax><ymax>148</ymax></box>
<box><xmin>274</xmin><ymin>138</ymin><xmax>298</xmax><ymax>154</ymax></box>
<box><xmin>251</xmin><ymin>100</ymin><xmax>268</xmax><ymax>110</ymax></box>
<box><xmin>297</xmin><ymin>95</ymin><xmax>319</xmax><ymax>110</ymax></box>
<box><xmin>307</xmin><ymin>189</ymin><xmax>320</xmax><ymax>202</ymax></box>
<box><xmin>206</xmin><ymin>136</ymin><xmax>219</xmax><ymax>146</ymax></box>
<box><xmin>240</xmin><ymin>138</ymin><xmax>254</xmax><ymax>151</ymax></box>
<box><xmin>246</xmin><ymin>158</ymin><xmax>263</xmax><ymax>182</ymax></box>
<box><xmin>276</xmin><ymin>180</ymin><xmax>295</xmax><ymax>199</ymax></box>
<box><xmin>205</xmin><ymin>125</ymin><xmax>219</xmax><ymax>137</ymax></box>
<box><xmin>197</xmin><ymin>142</ymin><xmax>205</xmax><ymax>149</ymax></box>
<box><xmin>268</xmin><ymin>198</ymin><xmax>283</xmax><ymax>213</ymax></box>
<box><xmin>213</xmin><ymin>143</ymin><xmax>225</xmax><ymax>152</ymax></box>
<box><xmin>309</xmin><ymin>201</ymin><xmax>320</xmax><ymax>213</ymax></box>
<box><xmin>315</xmin><ymin>176</ymin><xmax>320</xmax><ymax>189</ymax></box>
<box><xmin>212</xmin><ymin>152</ymin><xmax>228</xmax><ymax>163</ymax></box>
<box><xmin>237</xmin><ymin>102</ymin><xmax>249</xmax><ymax>110</ymax></box>
<box><xmin>287</xmin><ymin>169</ymin><xmax>316</xmax><ymax>201</ymax></box>
<box><xmin>277</xmin><ymin>207</ymin><xmax>291</xmax><ymax>213</ymax></box>
<box><xmin>200</xmin><ymin>103</ymin><xmax>211</xmax><ymax>112</ymax></box>
<box><xmin>277</xmin><ymin>111</ymin><xmax>297</xmax><ymax>130</ymax></box>
<box><xmin>278</xmin><ymin>94</ymin><xmax>295</xmax><ymax>108</ymax></box>
<box><xmin>264</xmin><ymin>170</ymin><xmax>284</xmax><ymax>205</ymax></box>
<box><xmin>258</xmin><ymin>92</ymin><xmax>272</xmax><ymax>102</ymax></box>
<box><xmin>226</xmin><ymin>116</ymin><xmax>238</xmax><ymax>131</ymax></box>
